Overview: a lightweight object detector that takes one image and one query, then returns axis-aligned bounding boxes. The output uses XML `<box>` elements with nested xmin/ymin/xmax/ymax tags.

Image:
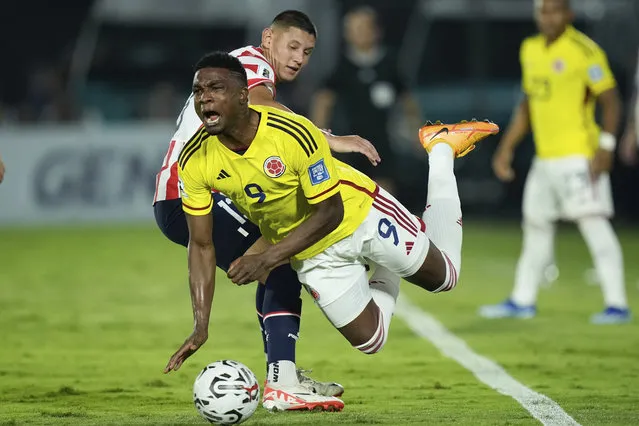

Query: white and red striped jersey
<box><xmin>153</xmin><ymin>46</ymin><xmax>276</xmax><ymax>203</ymax></box>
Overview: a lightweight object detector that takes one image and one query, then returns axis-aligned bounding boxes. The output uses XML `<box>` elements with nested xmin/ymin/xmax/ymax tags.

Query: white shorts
<box><xmin>291</xmin><ymin>187</ymin><xmax>430</xmax><ymax>328</ymax></box>
<box><xmin>523</xmin><ymin>156</ymin><xmax>614</xmax><ymax>223</ymax></box>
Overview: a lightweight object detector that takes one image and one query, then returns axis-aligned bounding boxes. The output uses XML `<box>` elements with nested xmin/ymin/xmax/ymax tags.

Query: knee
<box><xmin>352</xmin><ymin>312</ymin><xmax>388</xmax><ymax>355</ymax></box>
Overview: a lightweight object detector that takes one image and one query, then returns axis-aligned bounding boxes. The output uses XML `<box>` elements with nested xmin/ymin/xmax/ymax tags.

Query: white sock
<box><xmin>511</xmin><ymin>221</ymin><xmax>555</xmax><ymax>306</ymax></box>
<box><xmin>369</xmin><ymin>265</ymin><xmax>400</xmax><ymax>339</ymax></box>
<box><xmin>267</xmin><ymin>360</ymin><xmax>298</xmax><ymax>386</ymax></box>
<box><xmin>422</xmin><ymin>143</ymin><xmax>463</xmax><ymax>280</ymax></box>
<box><xmin>577</xmin><ymin>217</ymin><xmax>627</xmax><ymax>308</ymax></box>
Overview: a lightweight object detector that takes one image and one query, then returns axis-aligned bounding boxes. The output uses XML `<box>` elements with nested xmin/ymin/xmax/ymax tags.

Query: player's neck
<box><xmin>544</xmin><ymin>27</ymin><xmax>567</xmax><ymax>46</ymax></box>
<box><xmin>219</xmin><ymin>109</ymin><xmax>260</xmax><ymax>150</ymax></box>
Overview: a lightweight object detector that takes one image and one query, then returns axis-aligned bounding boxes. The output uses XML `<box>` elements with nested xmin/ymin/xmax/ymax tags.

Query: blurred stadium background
<box><xmin>1</xmin><ymin>0</ymin><xmax>639</xmax><ymax>424</ymax></box>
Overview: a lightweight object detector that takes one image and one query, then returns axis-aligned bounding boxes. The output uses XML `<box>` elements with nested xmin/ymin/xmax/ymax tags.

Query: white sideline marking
<box><xmin>395</xmin><ymin>295</ymin><xmax>581</xmax><ymax>426</ymax></box>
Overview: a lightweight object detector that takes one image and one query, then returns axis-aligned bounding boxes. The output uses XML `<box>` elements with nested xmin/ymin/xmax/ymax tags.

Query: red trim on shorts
<box><xmin>417</xmin><ymin>216</ymin><xmax>426</xmax><ymax>233</ymax></box>
<box><xmin>373</xmin><ymin>202</ymin><xmax>418</xmax><ymax>237</ymax></box>
<box><xmin>374</xmin><ymin>192</ymin><xmax>419</xmax><ymax>235</ymax></box>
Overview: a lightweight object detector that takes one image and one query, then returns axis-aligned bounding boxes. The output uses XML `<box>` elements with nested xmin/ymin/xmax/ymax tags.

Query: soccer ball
<box><xmin>193</xmin><ymin>360</ymin><xmax>260</xmax><ymax>425</ymax></box>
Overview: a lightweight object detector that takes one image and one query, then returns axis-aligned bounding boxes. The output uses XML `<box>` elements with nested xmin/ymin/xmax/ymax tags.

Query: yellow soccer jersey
<box><xmin>520</xmin><ymin>25</ymin><xmax>616</xmax><ymax>159</ymax></box>
<box><xmin>177</xmin><ymin>105</ymin><xmax>377</xmax><ymax>260</ymax></box>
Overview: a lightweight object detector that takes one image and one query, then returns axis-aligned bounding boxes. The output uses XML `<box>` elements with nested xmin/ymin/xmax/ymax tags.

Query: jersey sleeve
<box><xmin>290</xmin><ymin>120</ymin><xmax>341</xmax><ymax>204</ymax></box>
<box><xmin>584</xmin><ymin>45</ymin><xmax>616</xmax><ymax>96</ymax></box>
<box><xmin>236</xmin><ymin>54</ymin><xmax>276</xmax><ymax>92</ymax></box>
<box><xmin>178</xmin><ymin>158</ymin><xmax>213</xmax><ymax>216</ymax></box>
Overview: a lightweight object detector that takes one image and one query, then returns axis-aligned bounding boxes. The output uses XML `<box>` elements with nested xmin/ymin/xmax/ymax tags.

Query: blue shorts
<box><xmin>153</xmin><ymin>193</ymin><xmax>261</xmax><ymax>272</ymax></box>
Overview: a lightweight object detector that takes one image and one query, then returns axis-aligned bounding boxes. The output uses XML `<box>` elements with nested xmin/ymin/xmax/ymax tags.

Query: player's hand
<box><xmin>619</xmin><ymin>130</ymin><xmax>637</xmax><ymax>166</ymax></box>
<box><xmin>590</xmin><ymin>148</ymin><xmax>614</xmax><ymax>179</ymax></box>
<box><xmin>227</xmin><ymin>254</ymin><xmax>274</xmax><ymax>285</ymax></box>
<box><xmin>164</xmin><ymin>329</ymin><xmax>208</xmax><ymax>373</ymax></box>
<box><xmin>492</xmin><ymin>147</ymin><xmax>515</xmax><ymax>182</ymax></box>
<box><xmin>325</xmin><ymin>133</ymin><xmax>381</xmax><ymax>166</ymax></box>
<box><xmin>0</xmin><ymin>154</ymin><xmax>5</xmax><ymax>184</ymax></box>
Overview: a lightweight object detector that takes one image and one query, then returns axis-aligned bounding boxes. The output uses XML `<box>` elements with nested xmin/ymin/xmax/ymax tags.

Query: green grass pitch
<box><xmin>0</xmin><ymin>222</ymin><xmax>638</xmax><ymax>425</ymax></box>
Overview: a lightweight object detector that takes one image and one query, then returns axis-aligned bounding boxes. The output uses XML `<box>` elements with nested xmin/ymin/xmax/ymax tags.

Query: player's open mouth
<box><xmin>203</xmin><ymin>110</ymin><xmax>220</xmax><ymax>125</ymax></box>
<box><xmin>286</xmin><ymin>66</ymin><xmax>299</xmax><ymax>73</ymax></box>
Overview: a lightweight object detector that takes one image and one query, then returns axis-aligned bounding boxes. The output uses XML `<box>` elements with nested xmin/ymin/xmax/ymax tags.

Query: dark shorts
<box><xmin>153</xmin><ymin>193</ymin><xmax>261</xmax><ymax>272</ymax></box>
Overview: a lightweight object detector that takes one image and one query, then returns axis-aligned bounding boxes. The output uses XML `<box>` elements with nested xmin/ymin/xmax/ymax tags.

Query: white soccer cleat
<box><xmin>262</xmin><ymin>382</ymin><xmax>345</xmax><ymax>412</ymax></box>
<box><xmin>297</xmin><ymin>368</ymin><xmax>345</xmax><ymax>397</ymax></box>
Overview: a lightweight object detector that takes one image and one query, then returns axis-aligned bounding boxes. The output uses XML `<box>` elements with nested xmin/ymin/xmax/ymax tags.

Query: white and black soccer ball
<box><xmin>193</xmin><ymin>360</ymin><xmax>260</xmax><ymax>425</ymax></box>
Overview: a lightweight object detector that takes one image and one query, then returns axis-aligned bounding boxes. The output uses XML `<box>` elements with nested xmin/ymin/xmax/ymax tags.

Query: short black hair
<box><xmin>271</xmin><ymin>10</ymin><xmax>317</xmax><ymax>38</ymax></box>
<box><xmin>194</xmin><ymin>52</ymin><xmax>247</xmax><ymax>87</ymax></box>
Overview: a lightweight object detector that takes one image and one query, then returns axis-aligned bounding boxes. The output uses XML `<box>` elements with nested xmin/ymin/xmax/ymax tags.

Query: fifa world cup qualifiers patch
<box><xmin>308</xmin><ymin>159</ymin><xmax>330</xmax><ymax>185</ymax></box>
<box><xmin>588</xmin><ymin>65</ymin><xmax>603</xmax><ymax>83</ymax></box>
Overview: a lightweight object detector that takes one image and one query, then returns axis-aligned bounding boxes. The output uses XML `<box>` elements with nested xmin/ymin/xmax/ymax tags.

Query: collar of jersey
<box><xmin>218</xmin><ymin>108</ymin><xmax>264</xmax><ymax>157</ymax></box>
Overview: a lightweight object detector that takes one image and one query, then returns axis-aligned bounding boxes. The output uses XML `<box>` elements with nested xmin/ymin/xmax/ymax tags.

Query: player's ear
<box><xmin>239</xmin><ymin>87</ymin><xmax>250</xmax><ymax>105</ymax></box>
<box><xmin>261</xmin><ymin>27</ymin><xmax>273</xmax><ymax>49</ymax></box>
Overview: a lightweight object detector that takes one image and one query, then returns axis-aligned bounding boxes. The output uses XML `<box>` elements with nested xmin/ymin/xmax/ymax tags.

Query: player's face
<box><xmin>344</xmin><ymin>12</ymin><xmax>379</xmax><ymax>51</ymax></box>
<box><xmin>535</xmin><ymin>0</ymin><xmax>572</xmax><ymax>40</ymax></box>
<box><xmin>263</xmin><ymin>27</ymin><xmax>315</xmax><ymax>82</ymax></box>
<box><xmin>192</xmin><ymin>68</ymin><xmax>248</xmax><ymax>135</ymax></box>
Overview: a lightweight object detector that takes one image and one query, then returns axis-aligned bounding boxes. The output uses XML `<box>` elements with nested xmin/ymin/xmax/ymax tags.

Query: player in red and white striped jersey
<box><xmin>157</xmin><ymin>11</ymin><xmax>381</xmax><ymax>413</ymax></box>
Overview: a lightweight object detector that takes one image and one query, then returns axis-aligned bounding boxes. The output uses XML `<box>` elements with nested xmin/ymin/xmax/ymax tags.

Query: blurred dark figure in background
<box><xmin>619</xmin><ymin>47</ymin><xmax>639</xmax><ymax>166</ymax></box>
<box><xmin>142</xmin><ymin>81</ymin><xmax>183</xmax><ymax>120</ymax></box>
<box><xmin>18</xmin><ymin>64</ymin><xmax>79</xmax><ymax>123</ymax></box>
<box><xmin>310</xmin><ymin>6</ymin><xmax>421</xmax><ymax>196</ymax></box>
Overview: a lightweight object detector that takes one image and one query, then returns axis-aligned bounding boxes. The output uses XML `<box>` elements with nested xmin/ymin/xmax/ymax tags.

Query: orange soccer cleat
<box><xmin>419</xmin><ymin>119</ymin><xmax>500</xmax><ymax>158</ymax></box>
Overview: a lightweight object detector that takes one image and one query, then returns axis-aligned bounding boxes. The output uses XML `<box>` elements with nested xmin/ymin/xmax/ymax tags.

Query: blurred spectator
<box><xmin>619</xmin><ymin>47</ymin><xmax>639</xmax><ymax>166</ymax></box>
<box><xmin>19</xmin><ymin>64</ymin><xmax>79</xmax><ymax>123</ymax></box>
<box><xmin>142</xmin><ymin>81</ymin><xmax>183</xmax><ymax>120</ymax></box>
<box><xmin>310</xmin><ymin>6</ymin><xmax>421</xmax><ymax>196</ymax></box>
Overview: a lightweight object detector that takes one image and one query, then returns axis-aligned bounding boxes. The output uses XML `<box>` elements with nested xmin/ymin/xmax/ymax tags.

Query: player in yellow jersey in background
<box><xmin>171</xmin><ymin>52</ymin><xmax>498</xmax><ymax>382</ymax></box>
<box><xmin>480</xmin><ymin>0</ymin><xmax>629</xmax><ymax>323</ymax></box>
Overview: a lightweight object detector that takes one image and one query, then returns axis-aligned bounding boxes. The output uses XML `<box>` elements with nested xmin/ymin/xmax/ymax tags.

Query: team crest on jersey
<box><xmin>308</xmin><ymin>159</ymin><xmax>330</xmax><ymax>185</ymax></box>
<box><xmin>552</xmin><ymin>59</ymin><xmax>565</xmax><ymax>73</ymax></box>
<box><xmin>263</xmin><ymin>156</ymin><xmax>286</xmax><ymax>178</ymax></box>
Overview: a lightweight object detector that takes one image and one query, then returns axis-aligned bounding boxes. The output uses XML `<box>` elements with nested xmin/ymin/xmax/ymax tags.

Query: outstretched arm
<box><xmin>164</xmin><ymin>212</ymin><xmax>216</xmax><ymax>372</ymax></box>
<box><xmin>251</xmin><ymin>85</ymin><xmax>380</xmax><ymax>165</ymax></box>
<box><xmin>492</xmin><ymin>96</ymin><xmax>530</xmax><ymax>182</ymax></box>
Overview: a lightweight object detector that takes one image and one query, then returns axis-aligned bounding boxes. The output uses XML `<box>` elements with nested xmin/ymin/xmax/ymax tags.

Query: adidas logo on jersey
<box><xmin>216</xmin><ymin>169</ymin><xmax>231</xmax><ymax>180</ymax></box>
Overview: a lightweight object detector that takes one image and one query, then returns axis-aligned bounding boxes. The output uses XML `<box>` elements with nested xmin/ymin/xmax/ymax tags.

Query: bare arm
<box><xmin>186</xmin><ymin>213</ymin><xmax>216</xmax><ymax>333</ymax></box>
<box><xmin>227</xmin><ymin>193</ymin><xmax>344</xmax><ymax>285</ymax></box>
<box><xmin>591</xmin><ymin>87</ymin><xmax>623</xmax><ymax>176</ymax></box>
<box><xmin>248</xmin><ymin>84</ymin><xmax>293</xmax><ymax>113</ymax></box>
<box><xmin>252</xmin><ymin>84</ymin><xmax>380</xmax><ymax>164</ymax></box>
<box><xmin>262</xmin><ymin>193</ymin><xmax>343</xmax><ymax>267</ymax></box>
<box><xmin>492</xmin><ymin>97</ymin><xmax>530</xmax><ymax>182</ymax></box>
<box><xmin>164</xmin><ymin>212</ymin><xmax>215</xmax><ymax>372</ymax></box>
<box><xmin>498</xmin><ymin>97</ymin><xmax>530</xmax><ymax>153</ymax></box>
<box><xmin>598</xmin><ymin>88</ymin><xmax>622</xmax><ymax>135</ymax></box>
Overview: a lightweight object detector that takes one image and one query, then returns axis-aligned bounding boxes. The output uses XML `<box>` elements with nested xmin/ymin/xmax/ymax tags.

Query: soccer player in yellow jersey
<box><xmin>175</xmin><ymin>51</ymin><xmax>498</xmax><ymax>365</ymax></box>
<box><xmin>480</xmin><ymin>0</ymin><xmax>629</xmax><ymax>324</ymax></box>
